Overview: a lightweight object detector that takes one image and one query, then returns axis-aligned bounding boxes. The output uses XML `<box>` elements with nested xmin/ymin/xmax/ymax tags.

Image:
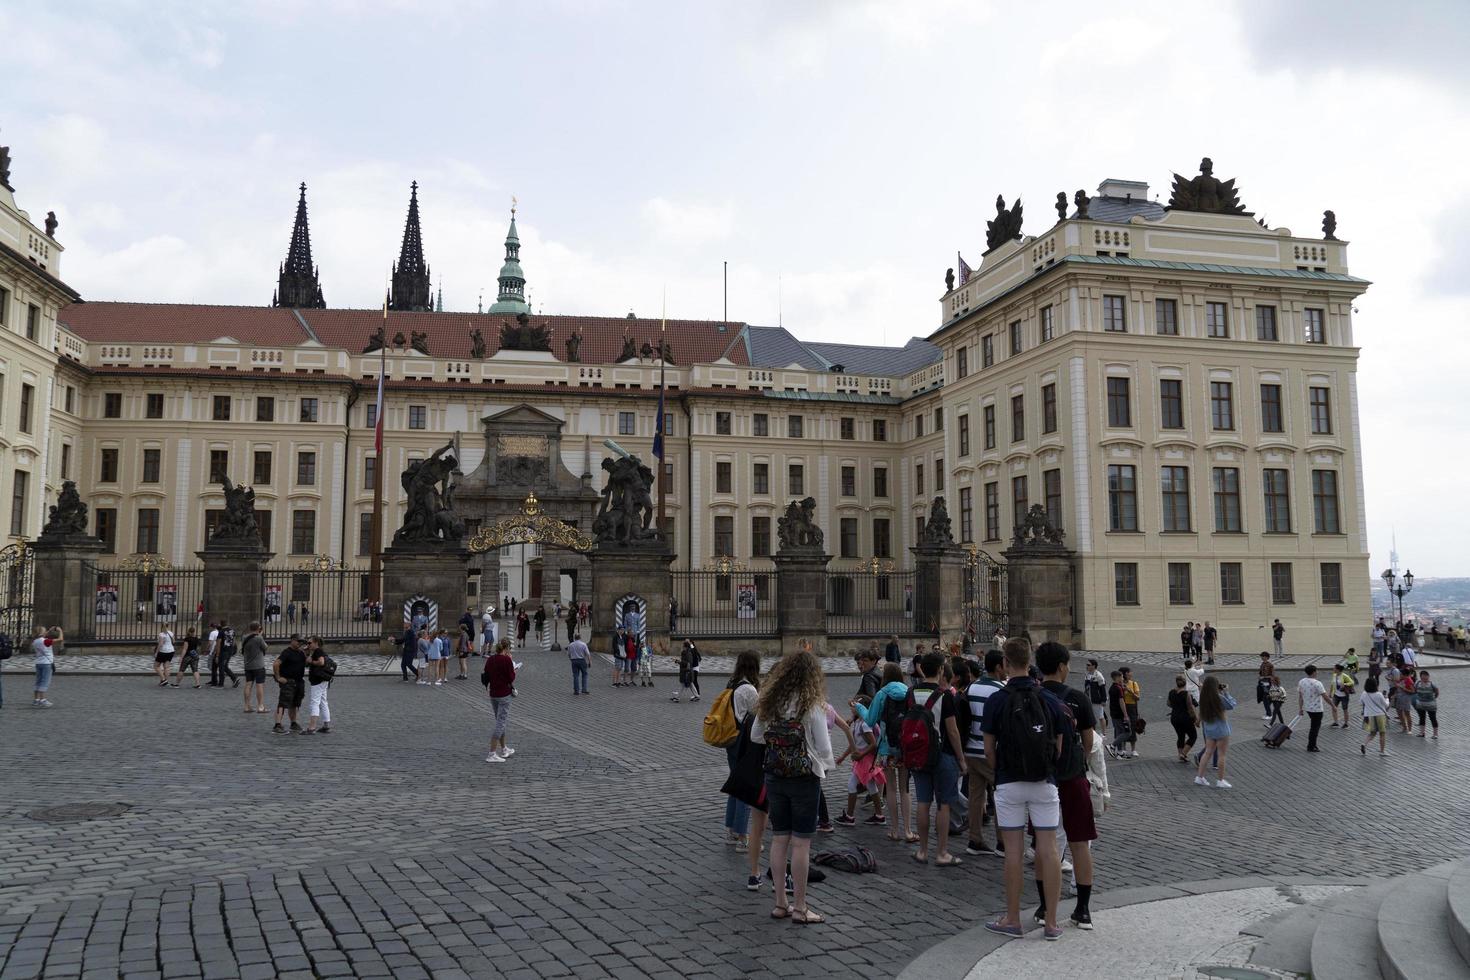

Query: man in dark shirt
<box><xmin>1037</xmin><ymin>641</ymin><xmax>1098</xmax><ymax>931</ymax></box>
<box><xmin>272</xmin><ymin>635</ymin><xmax>308</xmax><ymax>735</ymax></box>
<box><xmin>909</xmin><ymin>652</ymin><xmax>967</xmax><ymax>867</ymax></box>
<box><xmin>884</xmin><ymin>635</ymin><xmax>901</xmax><ymax>664</ymax></box>
<box><xmin>856</xmin><ymin>650</ymin><xmax>884</xmax><ymax>700</ymax></box>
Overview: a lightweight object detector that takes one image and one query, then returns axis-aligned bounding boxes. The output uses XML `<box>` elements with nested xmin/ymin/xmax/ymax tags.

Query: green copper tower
<box><xmin>487</xmin><ymin>200</ymin><xmax>529</xmax><ymax>315</ymax></box>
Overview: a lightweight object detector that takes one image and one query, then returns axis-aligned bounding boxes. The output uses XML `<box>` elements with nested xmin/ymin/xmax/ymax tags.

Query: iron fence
<box><xmin>963</xmin><ymin>551</ymin><xmax>1009</xmax><ymax>645</ymax></box>
<box><xmin>0</xmin><ymin>543</ymin><xmax>34</xmax><ymax>638</ymax></box>
<box><xmin>83</xmin><ymin>565</ymin><xmax>209</xmax><ymax>643</ymax></box>
<box><xmin>260</xmin><ymin>568</ymin><xmax>380</xmax><ymax>642</ymax></box>
<box><xmin>670</xmin><ymin>568</ymin><xmax>779</xmax><ymax>637</ymax></box>
<box><xmin>827</xmin><ymin>567</ymin><xmax>922</xmax><ymax>636</ymax></box>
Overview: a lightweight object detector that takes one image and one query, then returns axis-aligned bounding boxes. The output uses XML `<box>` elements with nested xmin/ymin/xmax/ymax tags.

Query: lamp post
<box><xmin>1380</xmin><ymin>567</ymin><xmax>1414</xmax><ymax>625</ymax></box>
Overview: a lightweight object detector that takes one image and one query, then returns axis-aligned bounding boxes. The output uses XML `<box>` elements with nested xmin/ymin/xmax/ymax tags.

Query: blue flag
<box><xmin>652</xmin><ymin>383</ymin><xmax>665</xmax><ymax>461</ymax></box>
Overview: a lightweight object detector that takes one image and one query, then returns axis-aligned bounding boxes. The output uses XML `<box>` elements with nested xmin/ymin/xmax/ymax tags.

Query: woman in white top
<box><xmin>1359</xmin><ymin>675</ymin><xmax>1391</xmax><ymax>756</ymax></box>
<box><xmin>751</xmin><ymin>646</ymin><xmax>836</xmax><ymax>925</ymax></box>
<box><xmin>154</xmin><ymin>628</ymin><xmax>176</xmax><ymax>686</ymax></box>
<box><xmin>724</xmin><ymin>651</ymin><xmax>761</xmax><ymax>853</ymax></box>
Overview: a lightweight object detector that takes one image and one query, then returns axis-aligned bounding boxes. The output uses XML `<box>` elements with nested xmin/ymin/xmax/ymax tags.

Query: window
<box><xmin>715</xmin><ymin>461</ymin><xmax>732</xmax><ymax>494</ymax></box>
<box><xmin>956</xmin><ymin>347</ymin><xmax>969</xmax><ymax>379</ymax></box>
<box><xmin>915</xmin><ymin>463</ymin><xmax>925</xmax><ymax>496</ymax></box>
<box><xmin>788</xmin><ymin>416</ymin><xmax>803</xmax><ymax>439</ymax></box>
<box><xmin>984</xmin><ymin>482</ymin><xmax>1000</xmax><ymax>541</ymax></box>
<box><xmin>1011</xmin><ymin>476</ymin><xmax>1028</xmax><ymax>534</ymax></box>
<box><xmin>1103</xmin><ymin>295</ymin><xmax>1127</xmax><ymax>332</ymax></box>
<box><xmin>0</xmin><ymin>286</ymin><xmax>7</xmax><ymax>325</ymax></box>
<box><xmin>1168</xmin><ymin>563</ymin><xmax>1193</xmax><ymax>604</ymax></box>
<box><xmin>958</xmin><ymin>415</ymin><xmax>970</xmax><ymax>456</ymax></box>
<box><xmin>212</xmin><ymin>395</ymin><xmax>231</xmax><ymax>421</ymax></box>
<box><xmin>291</xmin><ymin>510</ymin><xmax>316</xmax><ymax>554</ymax></box>
<box><xmin>663</xmin><ymin>414</ymin><xmax>674</xmax><ymax>436</ymax></box>
<box><xmin>95</xmin><ymin>508</ymin><xmax>117</xmax><ymax>553</ymax></box>
<box><xmin>1042</xmin><ymin>383</ymin><xmax>1057</xmax><ymax>433</ymax></box>
<box><xmin>1009</xmin><ymin>319</ymin><xmax>1023</xmax><ymax>355</ymax></box>
<box><xmin>982</xmin><ymin>334</ymin><xmax>994</xmax><ymax>368</ymax></box>
<box><xmin>64</xmin><ymin>385</ymin><xmax>75</xmax><ymax>414</ymax></box>
<box><xmin>752</xmin><ymin>516</ymin><xmax>771</xmax><ymax>557</ymax></box>
<box><xmin>713</xmin><ymin>516</ymin><xmax>734</xmax><ymax>557</ymax></box>
<box><xmin>141</xmin><ymin>449</ymin><xmax>161</xmax><ymax>483</ymax></box>
<box><xmin>26</xmin><ymin>304</ymin><xmax>39</xmax><ymax>342</ymax></box>
<box><xmin>364</xmin><ymin>402</ymin><xmax>376</xmax><ymax>429</ymax></box>
<box><xmin>1309</xmin><ymin>387</ymin><xmax>1332</xmax><ymax>434</ymax></box>
<box><xmin>716</xmin><ymin>411</ymin><xmax>731</xmax><ymax>435</ymax></box>
<box><xmin>136</xmin><ymin>507</ymin><xmax>160</xmax><ymax>553</ymax></box>
<box><xmin>1312</xmin><ymin>470</ymin><xmax>1341</xmax><ymax>533</ymax></box>
<box><xmin>60</xmin><ymin>443</ymin><xmax>71</xmax><ymax>480</ymax></box>
<box><xmin>840</xmin><ymin>417</ymin><xmax>854</xmax><ymax>440</ymax></box>
<box><xmin>1106</xmin><ymin>377</ymin><xmax>1131</xmax><ymax>427</ymax></box>
<box><xmin>10</xmin><ymin>470</ymin><xmax>28</xmax><ymax>536</ymax></box>
<box><xmin>839</xmin><ymin>518</ymin><xmax>859</xmax><ymax>558</ymax></box>
<box><xmin>297</xmin><ymin>451</ymin><xmax>317</xmax><ymax>486</ymax></box>
<box><xmin>1219</xmin><ymin>562</ymin><xmax>1244</xmax><ymax>604</ymax></box>
<box><xmin>914</xmin><ymin>415</ymin><xmax>924</xmax><ymax>438</ymax></box>
<box><xmin>358</xmin><ymin>513</ymin><xmax>374</xmax><ymax>557</ymax></box>
<box><xmin>753</xmin><ymin>413</ymin><xmax>769</xmax><ymax>437</ymax></box>
<box><xmin>1161</xmin><ymin>465</ymin><xmax>1191</xmax><ymax>531</ymax></box>
<box><xmin>873</xmin><ymin>518</ymin><xmax>891</xmax><ymax>558</ymax></box>
<box><xmin>1263</xmin><ymin>468</ymin><xmax>1292</xmax><ymax>532</ymax></box>
<box><xmin>753</xmin><ymin>462</ymin><xmax>769</xmax><ymax>495</ymax></box>
<box><xmin>873</xmin><ymin>467</ymin><xmax>888</xmax><ymax>498</ymax></box>
<box><xmin>1043</xmin><ymin>468</ymin><xmax>1062</xmax><ymax>530</ymax></box>
<box><xmin>1107</xmin><ymin>464</ymin><xmax>1138</xmax><ymax>531</ymax></box>
<box><xmin>1206</xmin><ymin>301</ymin><xmax>1228</xmax><ymax>338</ymax></box>
<box><xmin>409</xmin><ymin>405</ymin><xmax>427</xmax><ymax>430</ymax></box>
<box><xmin>915</xmin><ymin>515</ymin><xmax>926</xmax><ymax>542</ymax></box>
<box><xmin>1212</xmin><ymin>467</ymin><xmax>1242</xmax><ymax>532</ymax></box>
<box><xmin>788</xmin><ymin>463</ymin><xmax>804</xmax><ymax>496</ymax></box>
<box><xmin>209</xmin><ymin>450</ymin><xmax>229</xmax><ymax>484</ymax></box>
<box><xmin>1256</xmin><ymin>305</ymin><xmax>1278</xmax><ymax>341</ymax></box>
<box><xmin>1210</xmin><ymin>381</ymin><xmax>1235</xmax><ymax>430</ymax></box>
<box><xmin>960</xmin><ymin>486</ymin><xmax>975</xmax><ymax>543</ymax></box>
<box><xmin>983</xmin><ymin>405</ymin><xmax>996</xmax><ymax>450</ymax></box>
<box><xmin>1114</xmin><ymin>563</ymin><xmax>1139</xmax><ymax>605</ymax></box>
<box><xmin>1270</xmin><ymin>562</ymin><xmax>1295</xmax><ymax>603</ymax></box>
<box><xmin>1010</xmin><ymin>394</ymin><xmax>1024</xmax><ymax>443</ymax></box>
<box><xmin>1159</xmin><ymin>379</ymin><xmax>1184</xmax><ymax>429</ymax></box>
<box><xmin>1260</xmin><ymin>384</ymin><xmax>1284</xmax><ymax>433</ymax></box>
<box><xmin>299</xmin><ymin>398</ymin><xmax>319</xmax><ymax>423</ymax></box>
<box><xmin>933</xmin><ymin>407</ymin><xmax>943</xmax><ymax>432</ymax></box>
<box><xmin>364</xmin><ymin>455</ymin><xmax>376</xmax><ymax>492</ymax></box>
<box><xmin>1305</xmin><ymin>308</ymin><xmax>1325</xmax><ymax>344</ymax></box>
<box><xmin>99</xmin><ymin>448</ymin><xmax>119</xmax><ymax>483</ymax></box>
<box><xmin>1041</xmin><ymin>305</ymin><xmax>1055</xmax><ymax>342</ymax></box>
<box><xmin>840</xmin><ymin>466</ymin><xmax>855</xmax><ymax>497</ymax></box>
<box><xmin>18</xmin><ymin>383</ymin><xmax>33</xmax><ymax>434</ymax></box>
<box><xmin>873</xmin><ymin>419</ymin><xmax>887</xmax><ymax>442</ymax></box>
<box><xmin>661</xmin><ymin>459</ymin><xmax>675</xmax><ymax>496</ymax></box>
<box><xmin>254</xmin><ymin>451</ymin><xmax>273</xmax><ymax>485</ymax></box>
<box><xmin>1320</xmin><ymin>562</ymin><xmax>1344</xmax><ymax>604</ymax></box>
<box><xmin>1155</xmin><ymin>298</ymin><xmax>1178</xmax><ymax>336</ymax></box>
<box><xmin>934</xmin><ymin>459</ymin><xmax>944</xmax><ymax>491</ymax></box>
<box><xmin>257</xmin><ymin>397</ymin><xmax>275</xmax><ymax>422</ymax></box>
<box><xmin>146</xmin><ymin>393</ymin><xmax>164</xmax><ymax>419</ymax></box>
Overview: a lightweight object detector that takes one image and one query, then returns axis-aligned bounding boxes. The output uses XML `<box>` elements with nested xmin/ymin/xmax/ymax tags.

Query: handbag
<box><xmin>719</xmin><ymin>715</ymin><xmax>769</xmax><ymax>812</ymax></box>
<box><xmin>1132</xmin><ymin>716</ymin><xmax>1147</xmax><ymax>735</ymax></box>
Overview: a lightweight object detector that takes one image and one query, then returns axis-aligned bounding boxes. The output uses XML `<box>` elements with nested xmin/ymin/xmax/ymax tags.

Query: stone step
<box><xmin>1309</xmin><ymin>881</ymin><xmax>1394</xmax><ymax>980</ymax></box>
<box><xmin>1449</xmin><ymin>858</ymin><xmax>1470</xmax><ymax>966</ymax></box>
<box><xmin>1246</xmin><ymin>900</ymin><xmax>1326</xmax><ymax>976</ymax></box>
<box><xmin>1377</xmin><ymin>865</ymin><xmax>1465</xmax><ymax>980</ymax></box>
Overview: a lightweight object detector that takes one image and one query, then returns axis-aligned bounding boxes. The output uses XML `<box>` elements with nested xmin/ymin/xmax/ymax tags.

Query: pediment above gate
<box><xmin>459</xmin><ymin>403</ymin><xmax>596</xmax><ymax>509</ymax></box>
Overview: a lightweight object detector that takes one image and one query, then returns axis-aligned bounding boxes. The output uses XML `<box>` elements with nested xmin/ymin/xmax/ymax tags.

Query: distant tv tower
<box><xmin>1390</xmin><ymin>529</ymin><xmax>1400</xmax><ymax>578</ymax></box>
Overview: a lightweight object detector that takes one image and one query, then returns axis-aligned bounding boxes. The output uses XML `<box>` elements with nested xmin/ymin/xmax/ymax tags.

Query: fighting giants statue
<box><xmin>1011</xmin><ymin>503</ymin><xmax>1066</xmax><ymax>549</ymax></box>
<box><xmin>392</xmin><ymin>443</ymin><xmax>466</xmax><ymax>547</ymax></box>
<box><xmin>593</xmin><ymin>454</ymin><xmax>658</xmax><ymax>546</ymax></box>
<box><xmin>208</xmin><ymin>476</ymin><xmax>262</xmax><ymax>549</ymax></box>
<box><xmin>777</xmin><ymin>497</ymin><xmax>825</xmax><ymax>552</ymax></box>
<box><xmin>37</xmin><ymin>480</ymin><xmax>89</xmax><ymax>542</ymax></box>
<box><xmin>921</xmin><ymin>495</ymin><xmax>955</xmax><ymax>547</ymax></box>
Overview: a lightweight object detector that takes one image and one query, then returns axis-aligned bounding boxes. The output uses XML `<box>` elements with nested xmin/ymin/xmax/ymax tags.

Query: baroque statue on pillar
<box><xmin>1322</xmin><ymin>210</ymin><xmax>1338</xmax><ymax>241</ymax></box>
<box><xmin>37</xmin><ymin>480</ymin><xmax>90</xmax><ymax>543</ymax></box>
<box><xmin>565</xmin><ymin>329</ymin><xmax>583</xmax><ymax>362</ymax></box>
<box><xmin>985</xmin><ymin>195</ymin><xmax>1024</xmax><ymax>251</ymax></box>
<box><xmin>921</xmin><ymin>495</ymin><xmax>955</xmax><ymax>547</ymax></box>
<box><xmin>1074</xmin><ymin>189</ymin><xmax>1091</xmax><ymax>219</ymax></box>
<box><xmin>593</xmin><ymin>454</ymin><xmax>658</xmax><ymax>546</ymax></box>
<box><xmin>1011</xmin><ymin>504</ymin><xmax>1067</xmax><ymax>549</ymax></box>
<box><xmin>1166</xmin><ymin>158</ymin><xmax>1247</xmax><ymax>215</ymax></box>
<box><xmin>469</xmin><ymin>327</ymin><xmax>486</xmax><ymax>359</ymax></box>
<box><xmin>208</xmin><ymin>476</ymin><xmax>262</xmax><ymax>549</ymax></box>
<box><xmin>777</xmin><ymin>497</ymin><xmax>825</xmax><ymax>552</ymax></box>
<box><xmin>393</xmin><ymin>443</ymin><xmax>465</xmax><ymax>547</ymax></box>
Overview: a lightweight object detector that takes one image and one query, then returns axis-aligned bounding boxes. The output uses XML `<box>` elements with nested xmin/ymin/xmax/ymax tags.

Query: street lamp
<box><xmin>1380</xmin><ymin>567</ymin><xmax>1414</xmax><ymax>625</ymax></box>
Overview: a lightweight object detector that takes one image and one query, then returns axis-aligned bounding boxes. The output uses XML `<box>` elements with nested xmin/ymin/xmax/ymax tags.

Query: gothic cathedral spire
<box><xmin>273</xmin><ymin>182</ymin><xmax>326</xmax><ymax>309</ymax></box>
<box><xmin>389</xmin><ymin>181</ymin><xmax>432</xmax><ymax>312</ymax></box>
<box><xmin>486</xmin><ymin>199</ymin><xmax>529</xmax><ymax>315</ymax></box>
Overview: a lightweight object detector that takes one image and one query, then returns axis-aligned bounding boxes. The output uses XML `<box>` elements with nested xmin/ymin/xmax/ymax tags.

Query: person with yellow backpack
<box><xmin>708</xmin><ymin>652</ymin><xmax>762</xmax><ymax>853</ymax></box>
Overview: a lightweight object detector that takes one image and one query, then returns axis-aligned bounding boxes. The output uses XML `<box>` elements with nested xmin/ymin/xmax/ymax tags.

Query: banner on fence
<box><xmin>263</xmin><ymin>585</ymin><xmax>283</xmax><ymax>623</ymax></box>
<box><xmin>904</xmin><ymin>584</ymin><xmax>914</xmax><ymax>617</ymax></box>
<box><xmin>736</xmin><ymin>583</ymin><xmax>757</xmax><ymax>619</ymax></box>
<box><xmin>154</xmin><ymin>584</ymin><xmax>178</xmax><ymax>621</ymax></box>
<box><xmin>94</xmin><ymin>584</ymin><xmax>119</xmax><ymax>622</ymax></box>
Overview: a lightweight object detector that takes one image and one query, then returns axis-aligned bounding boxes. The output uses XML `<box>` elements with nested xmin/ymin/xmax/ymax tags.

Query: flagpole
<box><xmin>369</xmin><ymin>289</ymin><xmax>388</xmax><ymax>609</ymax></box>
<box><xmin>657</xmin><ymin>289</ymin><xmax>668</xmax><ymax>533</ymax></box>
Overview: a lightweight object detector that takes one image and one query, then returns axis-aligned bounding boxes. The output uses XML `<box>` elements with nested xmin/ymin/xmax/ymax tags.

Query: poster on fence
<box><xmin>263</xmin><ymin>585</ymin><xmax>283</xmax><ymax>623</ymax></box>
<box><xmin>94</xmin><ymin>584</ymin><xmax>119</xmax><ymax>622</ymax></box>
<box><xmin>154</xmin><ymin>584</ymin><xmax>178</xmax><ymax>622</ymax></box>
<box><xmin>903</xmin><ymin>584</ymin><xmax>914</xmax><ymax>617</ymax></box>
<box><xmin>736</xmin><ymin>583</ymin><xmax>757</xmax><ymax>619</ymax></box>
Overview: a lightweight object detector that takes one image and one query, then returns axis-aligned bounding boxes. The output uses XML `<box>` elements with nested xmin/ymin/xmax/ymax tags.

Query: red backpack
<box><xmin>899</xmin><ymin>688</ymin><xmax>943</xmax><ymax>772</ymax></box>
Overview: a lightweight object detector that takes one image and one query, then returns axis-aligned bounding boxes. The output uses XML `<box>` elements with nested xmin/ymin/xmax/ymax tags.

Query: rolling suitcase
<box><xmin>1262</xmin><ymin>714</ymin><xmax>1299</xmax><ymax>748</ymax></box>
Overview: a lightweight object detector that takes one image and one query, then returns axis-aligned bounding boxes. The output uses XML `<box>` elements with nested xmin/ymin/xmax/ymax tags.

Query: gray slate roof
<box><xmin>744</xmin><ymin>325</ymin><xmax>828</xmax><ymax>370</ymax></box>
<box><xmin>742</xmin><ymin>325</ymin><xmax>942</xmax><ymax>378</ymax></box>
<box><xmin>1080</xmin><ymin>195</ymin><xmax>1167</xmax><ymax>224</ymax></box>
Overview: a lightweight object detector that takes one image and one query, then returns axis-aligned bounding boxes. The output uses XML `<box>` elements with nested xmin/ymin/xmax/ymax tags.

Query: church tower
<box><xmin>272</xmin><ymin>183</ymin><xmax>325</xmax><ymax>309</ymax></box>
<box><xmin>486</xmin><ymin>202</ymin><xmax>529</xmax><ymax>315</ymax></box>
<box><xmin>389</xmin><ymin>181</ymin><xmax>432</xmax><ymax>312</ymax></box>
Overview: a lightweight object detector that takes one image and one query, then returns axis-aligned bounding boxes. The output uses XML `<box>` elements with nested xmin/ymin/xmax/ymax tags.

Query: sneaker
<box><xmin>834</xmin><ymin>814</ymin><xmax>857</xmax><ymax>826</ymax></box>
<box><xmin>1215</xmin><ymin>779</ymin><xmax>1232</xmax><ymax>789</ymax></box>
<box><xmin>485</xmin><ymin>753</ymin><xmax>507</xmax><ymax>763</ymax></box>
<box><xmin>817</xmin><ymin>821</ymin><xmax>835</xmax><ymax>834</ymax></box>
<box><xmin>1070</xmin><ymin>910</ymin><xmax>1093</xmax><ymax>930</ymax></box>
<box><xmin>1360</xmin><ymin>744</ymin><xmax>1367</xmax><ymax>755</ymax></box>
<box><xmin>500</xmin><ymin>747</ymin><xmax>516</xmax><ymax>758</ymax></box>
<box><xmin>1379</xmin><ymin>750</ymin><xmax>1390</xmax><ymax>756</ymax></box>
<box><xmin>272</xmin><ymin>724</ymin><xmax>286</xmax><ymax>735</ymax></box>
<box><xmin>1032</xmin><ymin>908</ymin><xmax>1047</xmax><ymax>925</ymax></box>
<box><xmin>33</xmin><ymin>699</ymin><xmax>53</xmax><ymax>708</ymax></box>
<box><xmin>691</xmin><ymin>695</ymin><xmax>701</xmax><ymax>702</ymax></box>
<box><xmin>669</xmin><ymin>696</ymin><xmax>680</xmax><ymax>702</ymax></box>
<box><xmin>1043</xmin><ymin>926</ymin><xmax>1064</xmax><ymax>941</ymax></box>
<box><xmin>1194</xmin><ymin>776</ymin><xmax>1210</xmax><ymax>786</ymax></box>
<box><xmin>289</xmin><ymin>723</ymin><xmax>303</xmax><ymax>733</ymax></box>
<box><xmin>434</xmin><ymin>680</ymin><xmax>443</xmax><ymax>686</ymax></box>
<box><xmin>984</xmin><ymin>920</ymin><xmax>1024</xmax><ymax>939</ymax></box>
<box><xmin>1061</xmin><ymin>858</ymin><xmax>1074</xmax><ymax>874</ymax></box>
<box><xmin>863</xmin><ymin>814</ymin><xmax>887</xmax><ymax>825</ymax></box>
<box><xmin>734</xmin><ymin>839</ymin><xmax>749</xmax><ymax>854</ymax></box>
<box><xmin>746</xmin><ymin>875</ymin><xmax>761</xmax><ymax>892</ymax></box>
<box><xmin>965</xmin><ymin>841</ymin><xmax>997</xmax><ymax>857</ymax></box>
<box><xmin>318</xmin><ymin>726</ymin><xmax>331</xmax><ymax>734</ymax></box>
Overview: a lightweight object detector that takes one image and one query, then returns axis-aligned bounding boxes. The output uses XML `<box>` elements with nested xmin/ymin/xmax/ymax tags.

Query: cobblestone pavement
<box><xmin>2</xmin><ymin>655</ymin><xmax>1468</xmax><ymax>979</ymax></box>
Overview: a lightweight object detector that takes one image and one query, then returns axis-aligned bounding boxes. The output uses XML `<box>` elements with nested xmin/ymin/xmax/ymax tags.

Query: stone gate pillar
<box><xmin>588</xmin><ymin>542</ymin><xmax>674</xmax><ymax>654</ymax></box>
<box><xmin>1003</xmin><ymin>505</ymin><xmax>1076</xmax><ymax>646</ymax></box>
<box><xmin>31</xmin><ymin>481</ymin><xmax>107</xmax><ymax>639</ymax></box>
<box><xmin>199</xmin><ymin>545</ymin><xmax>274</xmax><ymax>637</ymax></box>
<box><xmin>910</xmin><ymin>495</ymin><xmax>965</xmax><ymax>643</ymax></box>
<box><xmin>382</xmin><ymin>544</ymin><xmax>469</xmax><ymax>643</ymax></box>
<box><xmin>774</xmin><ymin>496</ymin><xmax>831</xmax><ymax>656</ymax></box>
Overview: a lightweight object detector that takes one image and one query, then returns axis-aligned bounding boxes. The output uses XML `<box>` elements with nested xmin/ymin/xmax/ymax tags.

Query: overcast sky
<box><xmin>3</xmin><ymin>0</ymin><xmax>1467</xmax><ymax>575</ymax></box>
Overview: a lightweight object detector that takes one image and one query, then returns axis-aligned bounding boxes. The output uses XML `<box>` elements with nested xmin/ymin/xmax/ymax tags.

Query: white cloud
<box><xmin>640</xmin><ymin>197</ymin><xmax>735</xmax><ymax>245</ymax></box>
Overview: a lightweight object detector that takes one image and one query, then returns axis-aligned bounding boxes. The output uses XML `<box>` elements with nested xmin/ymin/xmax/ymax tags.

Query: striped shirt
<box><xmin>964</xmin><ymin>676</ymin><xmax>1004</xmax><ymax>756</ymax></box>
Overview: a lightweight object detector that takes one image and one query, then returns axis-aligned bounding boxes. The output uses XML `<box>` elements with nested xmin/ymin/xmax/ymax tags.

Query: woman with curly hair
<box><xmin>750</xmin><ymin>645</ymin><xmax>834</xmax><ymax>925</ymax></box>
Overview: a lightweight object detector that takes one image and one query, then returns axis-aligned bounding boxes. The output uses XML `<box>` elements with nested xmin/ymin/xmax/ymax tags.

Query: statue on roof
<box><xmin>1322</xmin><ymin>210</ymin><xmax>1338</xmax><ymax>241</ymax></box>
<box><xmin>565</xmin><ymin>328</ymin><xmax>582</xmax><ymax>362</ymax></box>
<box><xmin>1167</xmin><ymin>157</ymin><xmax>1247</xmax><ymax>215</ymax></box>
<box><xmin>1073</xmin><ymin>189</ymin><xmax>1091</xmax><ymax>220</ymax></box>
<box><xmin>1055</xmin><ymin>192</ymin><xmax>1068</xmax><ymax>221</ymax></box>
<box><xmin>945</xmin><ymin>267</ymin><xmax>955</xmax><ymax>292</ymax></box>
<box><xmin>44</xmin><ymin>211</ymin><xmax>58</xmax><ymax>238</ymax></box>
<box><xmin>363</xmin><ymin>325</ymin><xmax>386</xmax><ymax>354</ymax></box>
<box><xmin>985</xmin><ymin>194</ymin><xmax>1024</xmax><ymax>251</ymax></box>
<box><xmin>658</xmin><ymin>337</ymin><xmax>675</xmax><ymax>364</ymax></box>
<box><xmin>640</xmin><ymin>340</ymin><xmax>654</xmax><ymax>360</ymax></box>
<box><xmin>469</xmin><ymin>327</ymin><xmax>486</xmax><ymax>359</ymax></box>
<box><xmin>497</xmin><ymin>311</ymin><xmax>552</xmax><ymax>352</ymax></box>
<box><xmin>391</xmin><ymin>330</ymin><xmax>406</xmax><ymax>348</ymax></box>
<box><xmin>619</xmin><ymin>334</ymin><xmax>638</xmax><ymax>362</ymax></box>
<box><xmin>410</xmin><ymin>331</ymin><xmax>429</xmax><ymax>355</ymax></box>
<box><xmin>0</xmin><ymin>144</ymin><xmax>11</xmax><ymax>191</ymax></box>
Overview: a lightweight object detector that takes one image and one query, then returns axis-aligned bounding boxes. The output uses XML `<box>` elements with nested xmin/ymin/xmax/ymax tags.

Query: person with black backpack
<box><xmin>1036</xmin><ymin>642</ymin><xmax>1098</xmax><ymax>931</ymax></box>
<box><xmin>304</xmin><ymin>636</ymin><xmax>335</xmax><ymax>734</ymax></box>
<box><xmin>981</xmin><ymin>639</ymin><xmax>1069</xmax><ymax>943</ymax></box>
<box><xmin>905</xmin><ymin>652</ymin><xmax>967</xmax><ymax>867</ymax></box>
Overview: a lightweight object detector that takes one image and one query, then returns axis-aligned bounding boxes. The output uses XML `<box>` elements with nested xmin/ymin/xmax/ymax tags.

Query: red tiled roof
<box><xmin>59</xmin><ymin>302</ymin><xmax>311</xmax><ymax>347</ymax></box>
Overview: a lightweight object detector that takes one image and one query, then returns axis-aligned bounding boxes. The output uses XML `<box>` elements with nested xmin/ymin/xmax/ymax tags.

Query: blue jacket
<box><xmin>860</xmin><ymin>680</ymin><xmax>911</xmax><ymax>756</ymax></box>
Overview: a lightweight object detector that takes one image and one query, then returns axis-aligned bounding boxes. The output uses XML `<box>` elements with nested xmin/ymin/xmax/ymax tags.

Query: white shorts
<box><xmin>994</xmin><ymin>780</ymin><xmax>1060</xmax><ymax>832</ymax></box>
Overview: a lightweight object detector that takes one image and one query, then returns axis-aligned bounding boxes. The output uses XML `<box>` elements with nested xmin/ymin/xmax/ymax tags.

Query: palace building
<box><xmin>0</xmin><ymin>145</ymin><xmax>1372</xmax><ymax>652</ymax></box>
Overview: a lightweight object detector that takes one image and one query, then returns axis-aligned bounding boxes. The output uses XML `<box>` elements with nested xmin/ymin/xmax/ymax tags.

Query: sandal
<box><xmin>791</xmin><ymin>908</ymin><xmax>825</xmax><ymax>925</ymax></box>
<box><xmin>911</xmin><ymin>852</ymin><xmax>928</xmax><ymax>864</ymax></box>
<box><xmin>904</xmin><ymin>833</ymin><xmax>920</xmax><ymax>844</ymax></box>
<box><xmin>770</xmin><ymin>906</ymin><xmax>791</xmax><ymax>919</ymax></box>
<box><xmin>935</xmin><ymin>855</ymin><xmax>964</xmax><ymax>868</ymax></box>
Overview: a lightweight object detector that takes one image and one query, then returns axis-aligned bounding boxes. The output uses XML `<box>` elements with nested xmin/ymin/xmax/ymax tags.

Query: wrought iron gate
<box><xmin>0</xmin><ymin>542</ymin><xmax>34</xmax><ymax>637</ymax></box>
<box><xmin>963</xmin><ymin>548</ymin><xmax>1008</xmax><ymax>645</ymax></box>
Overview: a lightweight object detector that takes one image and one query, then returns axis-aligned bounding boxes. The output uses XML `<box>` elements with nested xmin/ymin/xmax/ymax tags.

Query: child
<box><xmin>639</xmin><ymin>639</ymin><xmax>660</xmax><ymax>688</ymax></box>
<box><xmin>437</xmin><ymin>629</ymin><xmax>452</xmax><ymax>685</ymax></box>
<box><xmin>623</xmin><ymin>630</ymin><xmax>639</xmax><ymax>688</ymax></box>
<box><xmin>1267</xmin><ymin>673</ymin><xmax>1287</xmax><ymax>726</ymax></box>
<box><xmin>612</xmin><ymin>627</ymin><xmax>628</xmax><ymax>687</ymax></box>
<box><xmin>835</xmin><ymin>696</ymin><xmax>887</xmax><ymax>825</ymax></box>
